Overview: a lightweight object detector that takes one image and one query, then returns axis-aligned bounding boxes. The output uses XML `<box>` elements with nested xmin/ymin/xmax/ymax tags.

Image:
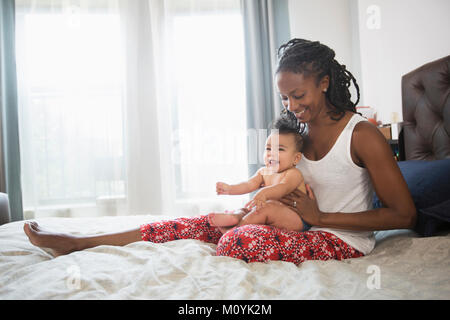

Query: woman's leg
<box><xmin>24</xmin><ymin>221</ymin><xmax>144</xmax><ymax>257</ymax></box>
<box><xmin>140</xmin><ymin>215</ymin><xmax>223</xmax><ymax>244</ymax></box>
<box><xmin>24</xmin><ymin>215</ymin><xmax>222</xmax><ymax>257</ymax></box>
<box><xmin>216</xmin><ymin>224</ymin><xmax>364</xmax><ymax>264</ymax></box>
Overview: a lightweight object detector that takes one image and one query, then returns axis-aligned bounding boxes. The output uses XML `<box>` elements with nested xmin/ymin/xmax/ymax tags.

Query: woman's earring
<box><xmin>323</xmin><ymin>88</ymin><xmax>328</xmax><ymax>93</ymax></box>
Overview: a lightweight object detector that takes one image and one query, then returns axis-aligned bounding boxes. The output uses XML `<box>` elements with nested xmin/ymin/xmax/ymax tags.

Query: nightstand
<box><xmin>387</xmin><ymin>139</ymin><xmax>404</xmax><ymax>161</ymax></box>
<box><xmin>378</xmin><ymin>124</ymin><xmax>405</xmax><ymax>161</ymax></box>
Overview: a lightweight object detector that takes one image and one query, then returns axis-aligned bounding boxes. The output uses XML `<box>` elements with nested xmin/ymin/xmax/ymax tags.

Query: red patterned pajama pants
<box><xmin>140</xmin><ymin>215</ymin><xmax>364</xmax><ymax>265</ymax></box>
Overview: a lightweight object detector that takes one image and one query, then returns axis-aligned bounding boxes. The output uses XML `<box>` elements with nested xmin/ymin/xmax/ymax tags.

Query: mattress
<box><xmin>0</xmin><ymin>215</ymin><xmax>449</xmax><ymax>299</ymax></box>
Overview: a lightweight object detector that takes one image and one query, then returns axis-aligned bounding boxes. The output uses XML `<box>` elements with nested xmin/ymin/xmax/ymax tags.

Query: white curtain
<box><xmin>16</xmin><ymin>0</ymin><xmax>128</xmax><ymax>218</ymax></box>
<box><xmin>15</xmin><ymin>0</ymin><xmax>250</xmax><ymax>219</ymax></box>
<box><xmin>150</xmin><ymin>0</ymin><xmax>250</xmax><ymax>215</ymax></box>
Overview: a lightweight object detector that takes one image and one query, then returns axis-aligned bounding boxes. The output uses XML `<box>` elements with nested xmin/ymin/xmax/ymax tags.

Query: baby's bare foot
<box><xmin>23</xmin><ymin>221</ymin><xmax>80</xmax><ymax>257</ymax></box>
<box><xmin>208</xmin><ymin>209</ymin><xmax>248</xmax><ymax>228</ymax></box>
<box><xmin>217</xmin><ymin>226</ymin><xmax>237</xmax><ymax>234</ymax></box>
<box><xmin>208</xmin><ymin>213</ymin><xmax>240</xmax><ymax>227</ymax></box>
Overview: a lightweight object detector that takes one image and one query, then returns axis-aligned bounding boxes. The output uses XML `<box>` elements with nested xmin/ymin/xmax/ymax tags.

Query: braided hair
<box><xmin>276</xmin><ymin>39</ymin><xmax>360</xmax><ymax>130</ymax></box>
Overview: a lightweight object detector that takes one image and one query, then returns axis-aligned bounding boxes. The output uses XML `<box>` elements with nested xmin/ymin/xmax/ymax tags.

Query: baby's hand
<box><xmin>216</xmin><ymin>182</ymin><xmax>231</xmax><ymax>195</ymax></box>
<box><xmin>245</xmin><ymin>194</ymin><xmax>267</xmax><ymax>212</ymax></box>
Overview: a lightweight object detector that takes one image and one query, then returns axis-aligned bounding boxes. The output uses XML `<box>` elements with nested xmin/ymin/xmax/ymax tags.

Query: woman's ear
<box><xmin>320</xmin><ymin>75</ymin><xmax>329</xmax><ymax>92</ymax></box>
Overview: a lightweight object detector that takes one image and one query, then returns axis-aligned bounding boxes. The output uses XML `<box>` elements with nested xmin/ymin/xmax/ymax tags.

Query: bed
<box><xmin>1</xmin><ymin>56</ymin><xmax>449</xmax><ymax>300</ymax></box>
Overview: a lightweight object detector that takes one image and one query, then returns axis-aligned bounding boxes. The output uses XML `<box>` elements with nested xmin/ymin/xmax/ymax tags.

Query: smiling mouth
<box><xmin>294</xmin><ymin>109</ymin><xmax>306</xmax><ymax>118</ymax></box>
<box><xmin>268</xmin><ymin>160</ymin><xmax>279</xmax><ymax>166</ymax></box>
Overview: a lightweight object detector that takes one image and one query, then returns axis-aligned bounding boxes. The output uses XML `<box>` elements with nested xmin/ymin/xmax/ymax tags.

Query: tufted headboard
<box><xmin>401</xmin><ymin>55</ymin><xmax>450</xmax><ymax>160</ymax></box>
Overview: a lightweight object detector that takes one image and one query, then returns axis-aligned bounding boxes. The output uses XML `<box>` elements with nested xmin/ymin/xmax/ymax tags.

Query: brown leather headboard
<box><xmin>401</xmin><ymin>55</ymin><xmax>450</xmax><ymax>160</ymax></box>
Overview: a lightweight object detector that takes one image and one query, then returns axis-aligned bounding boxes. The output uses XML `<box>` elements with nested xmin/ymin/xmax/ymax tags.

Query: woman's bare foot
<box><xmin>23</xmin><ymin>221</ymin><xmax>80</xmax><ymax>257</ymax></box>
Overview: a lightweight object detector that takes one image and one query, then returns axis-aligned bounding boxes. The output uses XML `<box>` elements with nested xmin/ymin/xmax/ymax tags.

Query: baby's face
<box><xmin>263</xmin><ymin>133</ymin><xmax>301</xmax><ymax>173</ymax></box>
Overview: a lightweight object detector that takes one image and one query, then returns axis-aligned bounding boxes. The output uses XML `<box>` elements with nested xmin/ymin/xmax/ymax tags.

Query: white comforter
<box><xmin>0</xmin><ymin>215</ymin><xmax>449</xmax><ymax>299</ymax></box>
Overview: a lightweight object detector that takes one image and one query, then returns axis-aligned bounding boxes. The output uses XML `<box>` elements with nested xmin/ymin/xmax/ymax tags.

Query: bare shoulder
<box><xmin>353</xmin><ymin>119</ymin><xmax>382</xmax><ymax>136</ymax></box>
<box><xmin>286</xmin><ymin>167</ymin><xmax>304</xmax><ymax>180</ymax></box>
<box><xmin>256</xmin><ymin>167</ymin><xmax>266</xmax><ymax>175</ymax></box>
<box><xmin>248</xmin><ymin>167</ymin><xmax>265</xmax><ymax>184</ymax></box>
<box><xmin>291</xmin><ymin>167</ymin><xmax>304</xmax><ymax>176</ymax></box>
<box><xmin>352</xmin><ymin>120</ymin><xmax>394</xmax><ymax>166</ymax></box>
<box><xmin>353</xmin><ymin>120</ymin><xmax>388</xmax><ymax>147</ymax></box>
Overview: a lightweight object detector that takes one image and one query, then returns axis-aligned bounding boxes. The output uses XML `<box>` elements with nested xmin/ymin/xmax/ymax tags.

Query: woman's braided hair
<box><xmin>276</xmin><ymin>39</ymin><xmax>360</xmax><ymax>129</ymax></box>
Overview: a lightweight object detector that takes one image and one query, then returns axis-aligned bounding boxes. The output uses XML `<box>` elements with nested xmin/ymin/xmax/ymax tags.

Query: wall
<box><xmin>288</xmin><ymin>0</ymin><xmax>450</xmax><ymax>124</ymax></box>
<box><xmin>287</xmin><ymin>0</ymin><xmax>362</xmax><ymax>108</ymax></box>
<box><xmin>357</xmin><ymin>0</ymin><xmax>450</xmax><ymax>123</ymax></box>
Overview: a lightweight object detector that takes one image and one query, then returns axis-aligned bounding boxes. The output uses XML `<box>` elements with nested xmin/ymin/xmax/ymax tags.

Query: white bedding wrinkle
<box><xmin>0</xmin><ymin>215</ymin><xmax>449</xmax><ymax>299</ymax></box>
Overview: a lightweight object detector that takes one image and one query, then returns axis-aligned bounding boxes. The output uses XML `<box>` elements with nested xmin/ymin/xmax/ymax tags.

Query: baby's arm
<box><xmin>216</xmin><ymin>169</ymin><xmax>264</xmax><ymax>195</ymax></box>
<box><xmin>246</xmin><ymin>168</ymin><xmax>304</xmax><ymax>210</ymax></box>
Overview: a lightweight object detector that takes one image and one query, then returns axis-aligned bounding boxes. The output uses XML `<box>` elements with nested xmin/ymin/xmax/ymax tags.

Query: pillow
<box><xmin>373</xmin><ymin>159</ymin><xmax>450</xmax><ymax>237</ymax></box>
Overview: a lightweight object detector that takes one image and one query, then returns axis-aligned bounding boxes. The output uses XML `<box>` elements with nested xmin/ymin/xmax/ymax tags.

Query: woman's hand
<box><xmin>279</xmin><ymin>184</ymin><xmax>322</xmax><ymax>226</ymax></box>
<box><xmin>245</xmin><ymin>192</ymin><xmax>267</xmax><ymax>211</ymax></box>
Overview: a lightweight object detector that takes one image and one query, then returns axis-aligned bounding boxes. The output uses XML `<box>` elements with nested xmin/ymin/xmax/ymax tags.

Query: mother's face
<box><xmin>276</xmin><ymin>71</ymin><xmax>329</xmax><ymax>123</ymax></box>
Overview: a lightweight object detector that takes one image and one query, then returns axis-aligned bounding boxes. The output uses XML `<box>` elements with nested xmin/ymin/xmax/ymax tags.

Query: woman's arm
<box><xmin>281</xmin><ymin>122</ymin><xmax>417</xmax><ymax>231</ymax></box>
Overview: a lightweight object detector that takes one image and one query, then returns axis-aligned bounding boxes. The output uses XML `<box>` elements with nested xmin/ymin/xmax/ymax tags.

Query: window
<box><xmin>15</xmin><ymin>4</ymin><xmax>126</xmax><ymax>215</ymax></box>
<box><xmin>15</xmin><ymin>0</ymin><xmax>250</xmax><ymax>217</ymax></box>
<box><xmin>165</xmin><ymin>3</ymin><xmax>250</xmax><ymax>209</ymax></box>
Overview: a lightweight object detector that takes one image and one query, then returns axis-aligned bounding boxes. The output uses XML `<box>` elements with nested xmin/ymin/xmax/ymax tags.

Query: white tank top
<box><xmin>297</xmin><ymin>113</ymin><xmax>376</xmax><ymax>255</ymax></box>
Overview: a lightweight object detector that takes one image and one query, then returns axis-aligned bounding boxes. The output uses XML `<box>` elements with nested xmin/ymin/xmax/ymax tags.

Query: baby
<box><xmin>208</xmin><ymin>116</ymin><xmax>311</xmax><ymax>233</ymax></box>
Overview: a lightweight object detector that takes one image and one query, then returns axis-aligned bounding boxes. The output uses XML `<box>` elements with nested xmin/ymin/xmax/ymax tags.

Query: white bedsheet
<box><xmin>0</xmin><ymin>215</ymin><xmax>449</xmax><ymax>299</ymax></box>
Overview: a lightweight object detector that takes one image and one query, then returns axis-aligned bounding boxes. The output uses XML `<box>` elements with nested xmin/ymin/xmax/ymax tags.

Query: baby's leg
<box><xmin>238</xmin><ymin>200</ymin><xmax>305</xmax><ymax>232</ymax></box>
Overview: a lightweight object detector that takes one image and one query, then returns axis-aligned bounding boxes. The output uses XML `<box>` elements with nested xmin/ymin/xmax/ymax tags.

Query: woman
<box><xmin>24</xmin><ymin>39</ymin><xmax>416</xmax><ymax>264</ymax></box>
